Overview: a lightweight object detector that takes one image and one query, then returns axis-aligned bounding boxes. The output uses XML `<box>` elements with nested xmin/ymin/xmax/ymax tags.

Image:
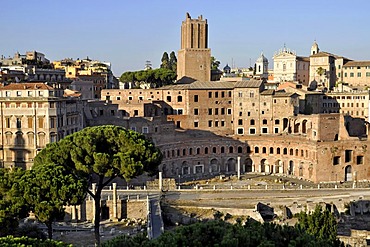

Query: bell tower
<box><xmin>177</xmin><ymin>13</ymin><xmax>211</xmax><ymax>82</ymax></box>
<box><xmin>311</xmin><ymin>41</ymin><xmax>319</xmax><ymax>55</ymax></box>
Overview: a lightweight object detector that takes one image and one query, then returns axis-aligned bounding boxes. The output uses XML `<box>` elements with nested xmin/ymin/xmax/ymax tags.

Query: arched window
<box><xmin>262</xmin><ymin>147</ymin><xmax>267</xmax><ymax>153</ymax></box>
<box><xmin>205</xmin><ymin>147</ymin><xmax>209</xmax><ymax>154</ymax></box>
<box><xmin>269</xmin><ymin>147</ymin><xmax>274</xmax><ymax>154</ymax></box>
<box><xmin>221</xmin><ymin>147</ymin><xmax>225</xmax><ymax>153</ymax></box>
<box><xmin>250</xmin><ymin>119</ymin><xmax>255</xmax><ymax>125</ymax></box>
<box><xmin>277</xmin><ymin>148</ymin><xmax>281</xmax><ymax>154</ymax></box>
<box><xmin>255</xmin><ymin>147</ymin><xmax>259</xmax><ymax>153</ymax></box>
<box><xmin>237</xmin><ymin>146</ymin><xmax>243</xmax><ymax>153</ymax></box>
<box><xmin>229</xmin><ymin>146</ymin><xmax>233</xmax><ymax>153</ymax></box>
<box><xmin>212</xmin><ymin>147</ymin><xmax>217</xmax><ymax>153</ymax></box>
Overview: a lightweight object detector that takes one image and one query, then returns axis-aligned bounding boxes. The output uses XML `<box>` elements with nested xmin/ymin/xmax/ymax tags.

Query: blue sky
<box><xmin>1</xmin><ymin>0</ymin><xmax>370</xmax><ymax>75</ymax></box>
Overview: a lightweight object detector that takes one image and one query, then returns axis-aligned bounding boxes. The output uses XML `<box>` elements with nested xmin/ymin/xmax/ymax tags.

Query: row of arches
<box><xmin>162</xmin><ymin>145</ymin><xmax>248</xmax><ymax>159</ymax></box>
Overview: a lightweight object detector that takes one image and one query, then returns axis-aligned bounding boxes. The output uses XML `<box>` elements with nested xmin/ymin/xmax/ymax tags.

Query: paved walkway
<box><xmin>150</xmin><ymin>197</ymin><xmax>164</xmax><ymax>239</ymax></box>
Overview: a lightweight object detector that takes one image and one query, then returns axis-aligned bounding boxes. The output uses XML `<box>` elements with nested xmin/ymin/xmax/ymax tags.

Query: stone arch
<box><xmin>288</xmin><ymin>160</ymin><xmax>294</xmax><ymax>175</ymax></box>
<box><xmin>283</xmin><ymin>118</ymin><xmax>289</xmax><ymax>132</ymax></box>
<box><xmin>260</xmin><ymin>159</ymin><xmax>267</xmax><ymax>173</ymax></box>
<box><xmin>244</xmin><ymin>158</ymin><xmax>253</xmax><ymax>173</ymax></box>
<box><xmin>345</xmin><ymin>165</ymin><xmax>352</xmax><ymax>182</ymax></box>
<box><xmin>294</xmin><ymin>121</ymin><xmax>300</xmax><ymax>133</ymax></box>
<box><xmin>182</xmin><ymin>161</ymin><xmax>190</xmax><ymax>175</ymax></box>
<box><xmin>210</xmin><ymin>158</ymin><xmax>219</xmax><ymax>173</ymax></box>
<box><xmin>275</xmin><ymin>160</ymin><xmax>284</xmax><ymax>174</ymax></box>
<box><xmin>299</xmin><ymin>163</ymin><xmax>304</xmax><ymax>177</ymax></box>
<box><xmin>226</xmin><ymin>158</ymin><xmax>236</xmax><ymax>173</ymax></box>
<box><xmin>302</xmin><ymin>119</ymin><xmax>308</xmax><ymax>134</ymax></box>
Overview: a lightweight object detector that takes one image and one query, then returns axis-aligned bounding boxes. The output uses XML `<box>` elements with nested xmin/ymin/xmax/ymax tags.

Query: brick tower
<box><xmin>177</xmin><ymin>13</ymin><xmax>211</xmax><ymax>82</ymax></box>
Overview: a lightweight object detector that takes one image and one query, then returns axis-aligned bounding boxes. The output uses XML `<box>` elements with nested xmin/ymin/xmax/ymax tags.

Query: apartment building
<box><xmin>0</xmin><ymin>83</ymin><xmax>85</xmax><ymax>169</ymax></box>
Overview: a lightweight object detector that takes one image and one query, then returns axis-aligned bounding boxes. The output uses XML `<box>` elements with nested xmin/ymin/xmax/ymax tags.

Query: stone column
<box><xmin>237</xmin><ymin>156</ymin><xmax>241</xmax><ymax>180</ymax></box>
<box><xmin>159</xmin><ymin>171</ymin><xmax>163</xmax><ymax>191</ymax></box>
<box><xmin>71</xmin><ymin>205</ymin><xmax>77</xmax><ymax>221</ymax></box>
<box><xmin>112</xmin><ymin>183</ymin><xmax>117</xmax><ymax>220</ymax></box>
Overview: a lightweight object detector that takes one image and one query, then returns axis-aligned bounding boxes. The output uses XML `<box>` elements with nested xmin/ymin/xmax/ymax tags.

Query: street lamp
<box><xmin>178</xmin><ymin>175</ymin><xmax>181</xmax><ymax>190</ymax></box>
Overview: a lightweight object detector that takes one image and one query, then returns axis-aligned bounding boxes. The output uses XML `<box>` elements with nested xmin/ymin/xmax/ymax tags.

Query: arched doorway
<box><xmin>227</xmin><ymin>158</ymin><xmax>236</xmax><ymax>173</ymax></box>
<box><xmin>244</xmin><ymin>158</ymin><xmax>253</xmax><ymax>173</ymax></box>
<box><xmin>260</xmin><ymin>159</ymin><xmax>267</xmax><ymax>173</ymax></box>
<box><xmin>288</xmin><ymin>160</ymin><xmax>294</xmax><ymax>175</ymax></box>
<box><xmin>345</xmin><ymin>165</ymin><xmax>352</xmax><ymax>181</ymax></box>
<box><xmin>302</xmin><ymin>120</ymin><xmax>307</xmax><ymax>134</ymax></box>
<box><xmin>275</xmin><ymin>160</ymin><xmax>283</xmax><ymax>174</ymax></box>
<box><xmin>210</xmin><ymin>159</ymin><xmax>219</xmax><ymax>173</ymax></box>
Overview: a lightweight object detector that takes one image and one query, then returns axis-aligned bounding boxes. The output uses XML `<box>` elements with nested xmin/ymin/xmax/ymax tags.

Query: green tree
<box><xmin>210</xmin><ymin>56</ymin><xmax>220</xmax><ymax>70</ymax></box>
<box><xmin>316</xmin><ymin>67</ymin><xmax>326</xmax><ymax>84</ymax></box>
<box><xmin>119</xmin><ymin>71</ymin><xmax>136</xmax><ymax>83</ymax></box>
<box><xmin>34</xmin><ymin>125</ymin><xmax>162</xmax><ymax>246</ymax></box>
<box><xmin>0</xmin><ymin>168</ymin><xmax>29</xmax><ymax>237</ymax></box>
<box><xmin>160</xmin><ymin>52</ymin><xmax>170</xmax><ymax>69</ymax></box>
<box><xmin>19</xmin><ymin>164</ymin><xmax>87</xmax><ymax>239</ymax></box>
<box><xmin>169</xmin><ymin>51</ymin><xmax>177</xmax><ymax>72</ymax></box>
<box><xmin>297</xmin><ymin>205</ymin><xmax>340</xmax><ymax>245</ymax></box>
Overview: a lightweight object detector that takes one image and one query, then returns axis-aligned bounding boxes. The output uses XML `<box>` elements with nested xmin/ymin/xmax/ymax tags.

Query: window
<box><xmin>221</xmin><ymin>120</ymin><xmax>225</xmax><ymax>127</ymax></box>
<box><xmin>250</xmin><ymin>119</ymin><xmax>255</xmax><ymax>125</ymax></box>
<box><xmin>238</xmin><ymin>119</ymin><xmax>243</xmax><ymax>125</ymax></box>
<box><xmin>274</xmin><ymin>127</ymin><xmax>279</xmax><ymax>133</ymax></box>
<box><xmin>261</xmin><ymin>127</ymin><xmax>268</xmax><ymax>134</ymax></box>
<box><xmin>194</xmin><ymin>121</ymin><xmax>199</xmax><ymax>128</ymax></box>
<box><xmin>50</xmin><ymin>117</ymin><xmax>55</xmax><ymax>128</ymax></box>
<box><xmin>166</xmin><ymin>96</ymin><xmax>171</xmax><ymax>102</ymax></box>
<box><xmin>208</xmin><ymin>120</ymin><xmax>212</xmax><ymax>127</ymax></box>
<box><xmin>221</xmin><ymin>108</ymin><xmax>225</xmax><ymax>115</ymax></box>
<box><xmin>138</xmin><ymin>96</ymin><xmax>143</xmax><ymax>101</ymax></box>
<box><xmin>177</xmin><ymin>96</ymin><xmax>182</xmax><ymax>102</ymax></box>
<box><xmin>366</xmin><ymin>72</ymin><xmax>370</xmax><ymax>77</ymax></box>
<box><xmin>38</xmin><ymin>117</ymin><xmax>44</xmax><ymax>128</ymax></box>
<box><xmin>227</xmin><ymin>108</ymin><xmax>232</xmax><ymax>115</ymax></box>
<box><xmin>6</xmin><ymin>91</ymin><xmax>11</xmax><ymax>97</ymax></box>
<box><xmin>215</xmin><ymin>108</ymin><xmax>219</xmax><ymax>115</ymax></box>
<box><xmin>177</xmin><ymin>109</ymin><xmax>183</xmax><ymax>115</ymax></box>
<box><xmin>194</xmin><ymin>108</ymin><xmax>199</xmax><ymax>115</ymax></box>
<box><xmin>237</xmin><ymin>128</ymin><xmax>244</xmax><ymax>134</ymax></box>
<box><xmin>208</xmin><ymin>108</ymin><xmax>212</xmax><ymax>115</ymax></box>
<box><xmin>357</xmin><ymin>72</ymin><xmax>362</xmax><ymax>77</ymax></box>
<box><xmin>333</xmin><ymin>156</ymin><xmax>340</xmax><ymax>165</ymax></box>
<box><xmin>345</xmin><ymin>150</ymin><xmax>352</xmax><ymax>162</ymax></box>
<box><xmin>215</xmin><ymin>121</ymin><xmax>219</xmax><ymax>127</ymax></box>
<box><xmin>221</xmin><ymin>92</ymin><xmax>225</xmax><ymax>98</ymax></box>
<box><xmin>128</xmin><ymin>96</ymin><xmax>133</xmax><ymax>100</ymax></box>
<box><xmin>194</xmin><ymin>95</ymin><xmax>199</xmax><ymax>102</ymax></box>
<box><xmin>16</xmin><ymin>118</ymin><xmax>22</xmax><ymax>128</ymax></box>
<box><xmin>262</xmin><ymin>119</ymin><xmax>267</xmax><ymax>125</ymax></box>
<box><xmin>249</xmin><ymin>128</ymin><xmax>256</xmax><ymax>134</ymax></box>
<box><xmin>357</xmin><ymin>156</ymin><xmax>364</xmax><ymax>165</ymax></box>
<box><xmin>215</xmin><ymin>92</ymin><xmax>218</xmax><ymax>98</ymax></box>
<box><xmin>142</xmin><ymin>127</ymin><xmax>149</xmax><ymax>133</ymax></box>
<box><xmin>28</xmin><ymin>117</ymin><xmax>33</xmax><ymax>128</ymax></box>
<box><xmin>212</xmin><ymin>147</ymin><xmax>217</xmax><ymax>153</ymax></box>
<box><xmin>39</xmin><ymin>91</ymin><xmax>44</xmax><ymax>96</ymax></box>
<box><xmin>350</xmin><ymin>73</ymin><xmax>354</xmax><ymax>77</ymax></box>
<box><xmin>208</xmin><ymin>92</ymin><xmax>212</xmax><ymax>98</ymax></box>
<box><xmin>275</xmin><ymin>119</ymin><xmax>280</xmax><ymax>125</ymax></box>
<box><xmin>17</xmin><ymin>91</ymin><xmax>22</xmax><ymax>96</ymax></box>
<box><xmin>134</xmin><ymin>110</ymin><xmax>138</xmax><ymax>116</ymax></box>
<box><xmin>344</xmin><ymin>72</ymin><xmax>347</xmax><ymax>77</ymax></box>
<box><xmin>205</xmin><ymin>147</ymin><xmax>208</xmax><ymax>154</ymax></box>
<box><xmin>238</xmin><ymin>92</ymin><xmax>243</xmax><ymax>97</ymax></box>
